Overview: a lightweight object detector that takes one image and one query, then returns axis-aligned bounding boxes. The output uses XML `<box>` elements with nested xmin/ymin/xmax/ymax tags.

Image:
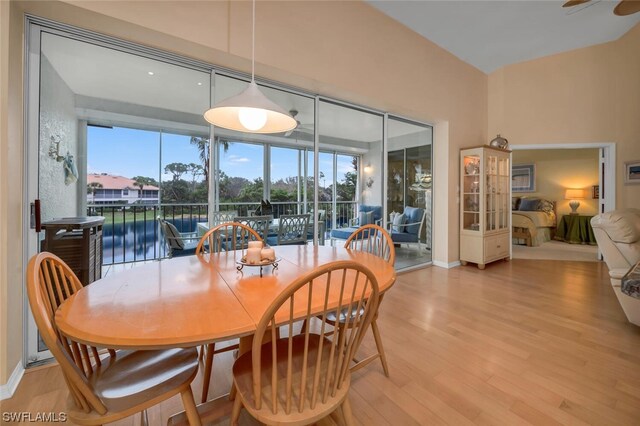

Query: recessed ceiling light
<box><xmin>197</xmin><ymin>82</ymin><xmax>203</xmax><ymax>86</ymax></box>
<box><xmin>147</xmin><ymin>71</ymin><xmax>154</xmax><ymax>76</ymax></box>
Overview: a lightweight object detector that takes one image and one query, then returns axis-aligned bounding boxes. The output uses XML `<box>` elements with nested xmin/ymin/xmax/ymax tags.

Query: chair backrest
<box><xmin>402</xmin><ymin>206</ymin><xmax>426</xmax><ymax>236</ymax></box>
<box><xmin>234</xmin><ymin>215</ymin><xmax>273</xmax><ymax>240</ymax></box>
<box><xmin>358</xmin><ymin>205</ymin><xmax>383</xmax><ymax>223</ymax></box>
<box><xmin>344</xmin><ymin>224</ymin><xmax>396</xmax><ymax>266</ymax></box>
<box><xmin>211</xmin><ymin>211</ymin><xmax>237</xmax><ymax>227</ymax></box>
<box><xmin>26</xmin><ymin>252</ymin><xmax>108</xmax><ymax>415</ymax></box>
<box><xmin>158</xmin><ymin>217</ymin><xmax>184</xmax><ymax>250</ymax></box>
<box><xmin>277</xmin><ymin>214</ymin><xmax>310</xmax><ymax>245</ymax></box>
<box><xmin>591</xmin><ymin>209</ymin><xmax>640</xmax><ymax>270</ymax></box>
<box><xmin>250</xmin><ymin>261</ymin><xmax>379</xmax><ymax>414</ymax></box>
<box><xmin>196</xmin><ymin>222</ymin><xmax>263</xmax><ymax>255</ymax></box>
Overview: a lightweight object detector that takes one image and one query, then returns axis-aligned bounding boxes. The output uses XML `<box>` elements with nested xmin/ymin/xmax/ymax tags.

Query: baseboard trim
<box><xmin>433</xmin><ymin>260</ymin><xmax>461</xmax><ymax>269</ymax></box>
<box><xmin>0</xmin><ymin>362</ymin><xmax>24</xmax><ymax>400</ymax></box>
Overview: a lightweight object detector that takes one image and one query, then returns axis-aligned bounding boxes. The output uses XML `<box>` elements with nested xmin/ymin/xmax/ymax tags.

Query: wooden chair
<box><xmin>195</xmin><ymin>222</ymin><xmax>263</xmax><ymax>255</ymax></box>
<box><xmin>267</xmin><ymin>214</ymin><xmax>310</xmax><ymax>246</ymax></box>
<box><xmin>196</xmin><ymin>221</ymin><xmax>263</xmax><ymax>403</ymax></box>
<box><xmin>308</xmin><ymin>224</ymin><xmax>395</xmax><ymax>377</ymax></box>
<box><xmin>26</xmin><ymin>252</ymin><xmax>202</xmax><ymax>426</ymax></box>
<box><xmin>230</xmin><ymin>261</ymin><xmax>380</xmax><ymax>426</ymax></box>
<box><xmin>234</xmin><ymin>215</ymin><xmax>273</xmax><ymax>241</ymax></box>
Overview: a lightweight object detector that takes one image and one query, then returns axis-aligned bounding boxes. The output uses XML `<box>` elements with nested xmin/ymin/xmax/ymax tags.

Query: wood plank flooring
<box><xmin>2</xmin><ymin>259</ymin><xmax>639</xmax><ymax>425</ymax></box>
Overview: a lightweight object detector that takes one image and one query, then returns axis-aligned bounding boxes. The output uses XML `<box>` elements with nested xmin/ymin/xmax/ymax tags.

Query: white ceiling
<box><xmin>42</xmin><ymin>33</ymin><xmax>430</xmax><ymax>144</ymax></box>
<box><xmin>367</xmin><ymin>0</ymin><xmax>640</xmax><ymax>73</ymax></box>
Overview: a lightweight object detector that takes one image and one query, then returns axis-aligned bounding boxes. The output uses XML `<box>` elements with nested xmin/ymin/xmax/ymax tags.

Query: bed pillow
<box><xmin>539</xmin><ymin>199</ymin><xmax>554</xmax><ymax>213</ymax></box>
<box><xmin>512</xmin><ymin>197</ymin><xmax>521</xmax><ymax>210</ymax></box>
<box><xmin>519</xmin><ymin>198</ymin><xmax>541</xmax><ymax>211</ymax></box>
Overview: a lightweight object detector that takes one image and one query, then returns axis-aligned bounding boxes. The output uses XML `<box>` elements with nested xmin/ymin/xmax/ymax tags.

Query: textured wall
<box><xmin>38</xmin><ymin>55</ymin><xmax>79</xmax><ymax>221</ymax></box>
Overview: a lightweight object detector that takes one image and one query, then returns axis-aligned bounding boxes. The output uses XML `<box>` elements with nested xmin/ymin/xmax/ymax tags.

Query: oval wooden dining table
<box><xmin>55</xmin><ymin>245</ymin><xmax>396</xmax><ymax>425</ymax></box>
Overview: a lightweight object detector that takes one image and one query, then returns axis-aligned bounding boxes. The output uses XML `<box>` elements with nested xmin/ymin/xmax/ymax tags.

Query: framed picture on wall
<box><xmin>592</xmin><ymin>185</ymin><xmax>600</xmax><ymax>199</ymax></box>
<box><xmin>512</xmin><ymin>164</ymin><xmax>536</xmax><ymax>192</ymax></box>
<box><xmin>625</xmin><ymin>160</ymin><xmax>640</xmax><ymax>184</ymax></box>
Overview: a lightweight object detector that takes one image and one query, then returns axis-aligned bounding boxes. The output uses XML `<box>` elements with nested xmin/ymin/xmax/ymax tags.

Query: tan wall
<box><xmin>0</xmin><ymin>0</ymin><xmax>10</xmax><ymax>385</ymax></box>
<box><xmin>1</xmin><ymin>0</ymin><xmax>26</xmax><ymax>385</ymax></box>
<box><xmin>513</xmin><ymin>149</ymin><xmax>600</xmax><ymax>217</ymax></box>
<box><xmin>1</xmin><ymin>0</ymin><xmax>487</xmax><ymax>380</ymax></box>
<box><xmin>489</xmin><ymin>23</ymin><xmax>640</xmax><ymax>211</ymax></box>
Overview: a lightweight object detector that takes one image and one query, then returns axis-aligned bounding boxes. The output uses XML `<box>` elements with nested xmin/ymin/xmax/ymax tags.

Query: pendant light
<box><xmin>204</xmin><ymin>0</ymin><xmax>297</xmax><ymax>134</ymax></box>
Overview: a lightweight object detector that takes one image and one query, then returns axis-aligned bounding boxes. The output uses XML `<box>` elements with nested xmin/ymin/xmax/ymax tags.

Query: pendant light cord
<box><xmin>251</xmin><ymin>0</ymin><xmax>256</xmax><ymax>82</ymax></box>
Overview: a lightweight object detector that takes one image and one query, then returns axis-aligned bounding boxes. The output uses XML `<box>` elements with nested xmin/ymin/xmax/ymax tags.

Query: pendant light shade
<box><xmin>203</xmin><ymin>0</ymin><xmax>296</xmax><ymax>134</ymax></box>
<box><xmin>204</xmin><ymin>81</ymin><xmax>297</xmax><ymax>133</ymax></box>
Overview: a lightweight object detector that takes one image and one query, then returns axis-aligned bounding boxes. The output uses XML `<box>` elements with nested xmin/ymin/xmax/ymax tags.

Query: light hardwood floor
<box><xmin>2</xmin><ymin>259</ymin><xmax>640</xmax><ymax>425</ymax></box>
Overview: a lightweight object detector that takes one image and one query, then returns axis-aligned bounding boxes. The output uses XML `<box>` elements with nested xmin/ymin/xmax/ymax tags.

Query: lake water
<box><xmin>102</xmin><ymin>217</ymin><xmax>200</xmax><ymax>264</ymax></box>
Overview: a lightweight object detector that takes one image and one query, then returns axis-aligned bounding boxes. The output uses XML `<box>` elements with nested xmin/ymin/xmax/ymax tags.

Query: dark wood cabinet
<box><xmin>41</xmin><ymin>217</ymin><xmax>105</xmax><ymax>286</ymax></box>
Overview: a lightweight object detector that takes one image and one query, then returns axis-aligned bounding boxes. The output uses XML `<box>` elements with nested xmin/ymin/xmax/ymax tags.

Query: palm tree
<box><xmin>87</xmin><ymin>182</ymin><xmax>103</xmax><ymax>203</ymax></box>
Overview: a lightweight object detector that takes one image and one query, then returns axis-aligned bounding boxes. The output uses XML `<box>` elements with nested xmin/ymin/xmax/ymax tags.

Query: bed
<box><xmin>512</xmin><ymin>197</ymin><xmax>557</xmax><ymax>247</ymax></box>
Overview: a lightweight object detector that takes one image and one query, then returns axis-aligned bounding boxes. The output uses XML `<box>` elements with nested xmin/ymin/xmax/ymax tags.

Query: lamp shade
<box><xmin>565</xmin><ymin>188</ymin><xmax>585</xmax><ymax>200</ymax></box>
<box><xmin>203</xmin><ymin>81</ymin><xmax>297</xmax><ymax>134</ymax></box>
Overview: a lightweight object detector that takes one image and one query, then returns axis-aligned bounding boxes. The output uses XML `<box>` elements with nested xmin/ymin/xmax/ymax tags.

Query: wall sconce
<box><xmin>365</xmin><ymin>177</ymin><xmax>374</xmax><ymax>188</ymax></box>
<box><xmin>363</xmin><ymin>164</ymin><xmax>372</xmax><ymax>174</ymax></box>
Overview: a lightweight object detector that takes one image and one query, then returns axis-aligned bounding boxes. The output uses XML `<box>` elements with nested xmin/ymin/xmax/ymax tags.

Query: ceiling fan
<box><xmin>563</xmin><ymin>0</ymin><xmax>640</xmax><ymax>16</ymax></box>
<box><xmin>284</xmin><ymin>109</ymin><xmax>314</xmax><ymax>137</ymax></box>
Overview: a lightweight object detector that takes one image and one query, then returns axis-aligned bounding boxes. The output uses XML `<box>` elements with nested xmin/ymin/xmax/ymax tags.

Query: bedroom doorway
<box><xmin>510</xmin><ymin>143</ymin><xmax>614</xmax><ymax>262</ymax></box>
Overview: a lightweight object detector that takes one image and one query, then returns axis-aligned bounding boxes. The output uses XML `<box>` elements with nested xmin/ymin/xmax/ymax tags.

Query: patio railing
<box><xmin>88</xmin><ymin>200</ymin><xmax>357</xmax><ymax>266</ymax></box>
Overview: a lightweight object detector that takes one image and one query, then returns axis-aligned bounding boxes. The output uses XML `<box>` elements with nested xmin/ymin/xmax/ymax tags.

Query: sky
<box><xmin>88</xmin><ymin>126</ymin><xmax>356</xmax><ymax>186</ymax></box>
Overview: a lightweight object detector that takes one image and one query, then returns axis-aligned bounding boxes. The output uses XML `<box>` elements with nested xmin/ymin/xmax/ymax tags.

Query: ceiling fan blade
<box><xmin>563</xmin><ymin>0</ymin><xmax>590</xmax><ymax>7</ymax></box>
<box><xmin>614</xmin><ymin>0</ymin><xmax>640</xmax><ymax>15</ymax></box>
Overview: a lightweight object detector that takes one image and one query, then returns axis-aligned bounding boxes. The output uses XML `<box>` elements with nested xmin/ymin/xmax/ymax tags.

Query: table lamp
<box><xmin>565</xmin><ymin>188</ymin><xmax>585</xmax><ymax>215</ymax></box>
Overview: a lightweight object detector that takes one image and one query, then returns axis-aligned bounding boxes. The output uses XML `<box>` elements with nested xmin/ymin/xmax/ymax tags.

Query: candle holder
<box><xmin>238</xmin><ymin>243</ymin><xmax>278</xmax><ymax>277</ymax></box>
<box><xmin>236</xmin><ymin>257</ymin><xmax>280</xmax><ymax>277</ymax></box>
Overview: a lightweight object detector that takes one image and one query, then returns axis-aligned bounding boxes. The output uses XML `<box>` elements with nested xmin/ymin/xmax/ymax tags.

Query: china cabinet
<box><xmin>460</xmin><ymin>146</ymin><xmax>511</xmax><ymax>269</ymax></box>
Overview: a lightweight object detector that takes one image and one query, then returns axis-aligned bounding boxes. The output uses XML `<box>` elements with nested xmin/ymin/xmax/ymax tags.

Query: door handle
<box><xmin>30</xmin><ymin>199</ymin><xmax>41</xmax><ymax>232</ymax></box>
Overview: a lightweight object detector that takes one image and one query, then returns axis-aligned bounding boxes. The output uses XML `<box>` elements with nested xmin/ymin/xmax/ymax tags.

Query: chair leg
<box><xmin>230</xmin><ymin>392</ymin><xmax>243</xmax><ymax>426</ymax></box>
<box><xmin>201</xmin><ymin>343</ymin><xmax>215</xmax><ymax>403</ymax></box>
<box><xmin>371</xmin><ymin>318</ymin><xmax>389</xmax><ymax>377</ymax></box>
<box><xmin>180</xmin><ymin>387</ymin><xmax>202</xmax><ymax>426</ymax></box>
<box><xmin>341</xmin><ymin>396</ymin><xmax>355</xmax><ymax>426</ymax></box>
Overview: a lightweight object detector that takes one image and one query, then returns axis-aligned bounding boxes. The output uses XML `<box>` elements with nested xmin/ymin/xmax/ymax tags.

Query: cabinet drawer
<box><xmin>484</xmin><ymin>233</ymin><xmax>509</xmax><ymax>260</ymax></box>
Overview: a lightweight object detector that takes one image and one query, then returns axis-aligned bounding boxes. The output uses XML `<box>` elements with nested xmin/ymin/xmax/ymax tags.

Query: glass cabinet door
<box><xmin>462</xmin><ymin>154</ymin><xmax>481</xmax><ymax>231</ymax></box>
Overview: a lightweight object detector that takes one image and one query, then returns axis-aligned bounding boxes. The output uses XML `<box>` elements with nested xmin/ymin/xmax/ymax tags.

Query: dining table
<box><xmin>55</xmin><ymin>244</ymin><xmax>396</xmax><ymax>424</ymax></box>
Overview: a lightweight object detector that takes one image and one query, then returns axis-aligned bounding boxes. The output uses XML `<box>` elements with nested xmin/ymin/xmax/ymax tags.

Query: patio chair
<box><xmin>387</xmin><ymin>206</ymin><xmax>427</xmax><ymax>252</ymax></box>
<box><xmin>158</xmin><ymin>216</ymin><xmax>199</xmax><ymax>258</ymax></box>
<box><xmin>26</xmin><ymin>252</ymin><xmax>201</xmax><ymax>425</ymax></box>
<box><xmin>211</xmin><ymin>210</ymin><xmax>237</xmax><ymax>227</ymax></box>
<box><xmin>230</xmin><ymin>260</ymin><xmax>379</xmax><ymax>426</ymax></box>
<box><xmin>234</xmin><ymin>215</ymin><xmax>273</xmax><ymax>241</ymax></box>
<box><xmin>196</xmin><ymin>222</ymin><xmax>263</xmax><ymax>403</ymax></box>
<box><xmin>329</xmin><ymin>204</ymin><xmax>383</xmax><ymax>244</ymax></box>
<box><xmin>266</xmin><ymin>214</ymin><xmax>310</xmax><ymax>246</ymax></box>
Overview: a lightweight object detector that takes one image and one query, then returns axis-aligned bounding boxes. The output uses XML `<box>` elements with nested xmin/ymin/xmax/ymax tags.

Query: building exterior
<box><xmin>87</xmin><ymin>173</ymin><xmax>159</xmax><ymax>205</ymax></box>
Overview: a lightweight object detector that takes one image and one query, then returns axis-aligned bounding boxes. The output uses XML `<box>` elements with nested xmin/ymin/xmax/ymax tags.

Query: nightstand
<box><xmin>555</xmin><ymin>215</ymin><xmax>596</xmax><ymax>244</ymax></box>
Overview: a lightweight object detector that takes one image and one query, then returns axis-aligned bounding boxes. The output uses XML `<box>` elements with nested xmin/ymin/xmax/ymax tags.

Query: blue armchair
<box><xmin>330</xmin><ymin>204</ymin><xmax>383</xmax><ymax>243</ymax></box>
<box><xmin>387</xmin><ymin>206</ymin><xmax>426</xmax><ymax>252</ymax></box>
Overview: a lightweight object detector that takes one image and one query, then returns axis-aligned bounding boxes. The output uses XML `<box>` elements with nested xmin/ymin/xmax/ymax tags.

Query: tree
<box><xmin>87</xmin><ymin>182</ymin><xmax>102</xmax><ymax>195</ymax></box>
<box><xmin>132</xmin><ymin>176</ymin><xmax>157</xmax><ymax>192</ymax></box>
<box><xmin>186</xmin><ymin>163</ymin><xmax>204</xmax><ymax>190</ymax></box>
<box><xmin>189</xmin><ymin>137</ymin><xmax>209</xmax><ymax>183</ymax></box>
<box><xmin>164</xmin><ymin>162</ymin><xmax>189</xmax><ymax>181</ymax></box>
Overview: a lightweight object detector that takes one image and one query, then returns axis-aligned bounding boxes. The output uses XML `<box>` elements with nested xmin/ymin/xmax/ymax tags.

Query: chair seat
<box><xmin>70</xmin><ymin>347</ymin><xmax>199</xmax><ymax>423</ymax></box>
<box><xmin>266</xmin><ymin>236</ymin><xmax>278</xmax><ymax>246</ymax></box>
<box><xmin>390</xmin><ymin>231</ymin><xmax>419</xmax><ymax>243</ymax></box>
<box><xmin>232</xmin><ymin>334</ymin><xmax>350</xmax><ymax>426</ymax></box>
<box><xmin>330</xmin><ymin>227</ymin><xmax>358</xmax><ymax>240</ymax></box>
